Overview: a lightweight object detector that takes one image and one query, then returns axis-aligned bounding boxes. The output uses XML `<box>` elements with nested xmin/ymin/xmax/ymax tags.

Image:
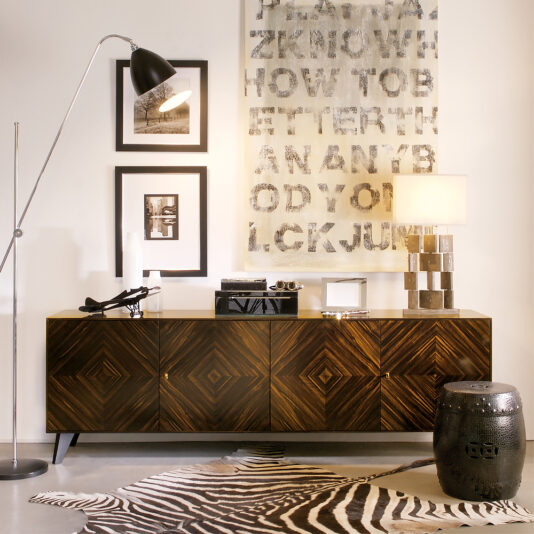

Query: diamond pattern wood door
<box><xmin>435</xmin><ymin>319</ymin><xmax>491</xmax><ymax>390</ymax></box>
<box><xmin>47</xmin><ymin>319</ymin><xmax>159</xmax><ymax>432</ymax></box>
<box><xmin>380</xmin><ymin>319</ymin><xmax>436</xmax><ymax>431</ymax></box>
<box><xmin>380</xmin><ymin>319</ymin><xmax>491</xmax><ymax>431</ymax></box>
<box><xmin>271</xmin><ymin>320</ymin><xmax>381</xmax><ymax>431</ymax></box>
<box><xmin>159</xmin><ymin>320</ymin><xmax>270</xmax><ymax>432</ymax></box>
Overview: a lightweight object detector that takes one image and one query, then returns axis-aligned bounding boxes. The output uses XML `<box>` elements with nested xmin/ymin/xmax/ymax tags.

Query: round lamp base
<box><xmin>0</xmin><ymin>459</ymin><xmax>48</xmax><ymax>480</ymax></box>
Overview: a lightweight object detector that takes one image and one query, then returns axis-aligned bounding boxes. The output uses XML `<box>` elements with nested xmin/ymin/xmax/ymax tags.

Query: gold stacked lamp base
<box><xmin>403</xmin><ymin>233</ymin><xmax>458</xmax><ymax>316</ymax></box>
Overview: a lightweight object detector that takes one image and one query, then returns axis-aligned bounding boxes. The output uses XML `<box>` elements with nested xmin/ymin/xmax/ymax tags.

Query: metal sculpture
<box><xmin>79</xmin><ymin>286</ymin><xmax>160</xmax><ymax>318</ymax></box>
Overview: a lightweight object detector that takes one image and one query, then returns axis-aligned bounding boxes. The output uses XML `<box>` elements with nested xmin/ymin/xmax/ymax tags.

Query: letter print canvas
<box><xmin>245</xmin><ymin>0</ymin><xmax>438</xmax><ymax>271</ymax></box>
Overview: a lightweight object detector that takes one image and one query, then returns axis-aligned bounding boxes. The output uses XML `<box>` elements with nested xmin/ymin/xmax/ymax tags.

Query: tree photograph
<box><xmin>134</xmin><ymin>82</ymin><xmax>190</xmax><ymax>134</ymax></box>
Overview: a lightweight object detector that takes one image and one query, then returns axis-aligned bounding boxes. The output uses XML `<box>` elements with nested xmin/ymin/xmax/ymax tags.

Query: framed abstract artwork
<box><xmin>115</xmin><ymin>166</ymin><xmax>207</xmax><ymax>277</ymax></box>
<box><xmin>116</xmin><ymin>60</ymin><xmax>208</xmax><ymax>152</ymax></box>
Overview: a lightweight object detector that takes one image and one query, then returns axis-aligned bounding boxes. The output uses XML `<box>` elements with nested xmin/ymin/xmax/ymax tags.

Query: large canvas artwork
<box><xmin>245</xmin><ymin>0</ymin><xmax>438</xmax><ymax>271</ymax></box>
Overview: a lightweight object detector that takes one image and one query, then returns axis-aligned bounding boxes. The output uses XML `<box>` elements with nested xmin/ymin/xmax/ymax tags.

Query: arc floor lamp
<box><xmin>0</xmin><ymin>34</ymin><xmax>188</xmax><ymax>480</ymax></box>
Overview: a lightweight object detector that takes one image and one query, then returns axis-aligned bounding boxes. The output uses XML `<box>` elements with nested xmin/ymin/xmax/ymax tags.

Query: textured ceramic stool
<box><xmin>434</xmin><ymin>381</ymin><xmax>526</xmax><ymax>501</ymax></box>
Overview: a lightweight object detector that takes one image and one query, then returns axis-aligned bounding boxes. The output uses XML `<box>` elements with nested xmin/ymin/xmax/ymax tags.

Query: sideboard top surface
<box><xmin>48</xmin><ymin>309</ymin><xmax>490</xmax><ymax>320</ymax></box>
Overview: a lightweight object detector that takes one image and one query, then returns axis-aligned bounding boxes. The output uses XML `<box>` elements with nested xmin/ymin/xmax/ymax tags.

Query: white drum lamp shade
<box><xmin>393</xmin><ymin>174</ymin><xmax>467</xmax><ymax>225</ymax></box>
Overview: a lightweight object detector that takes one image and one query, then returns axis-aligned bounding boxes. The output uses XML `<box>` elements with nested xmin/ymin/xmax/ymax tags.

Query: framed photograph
<box><xmin>144</xmin><ymin>194</ymin><xmax>179</xmax><ymax>241</ymax></box>
<box><xmin>116</xmin><ymin>60</ymin><xmax>208</xmax><ymax>152</ymax></box>
<box><xmin>115</xmin><ymin>166</ymin><xmax>207</xmax><ymax>277</ymax></box>
<box><xmin>321</xmin><ymin>277</ymin><xmax>367</xmax><ymax>312</ymax></box>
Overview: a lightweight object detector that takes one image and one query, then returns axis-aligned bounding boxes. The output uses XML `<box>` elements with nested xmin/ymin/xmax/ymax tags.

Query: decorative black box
<box><xmin>220</xmin><ymin>278</ymin><xmax>267</xmax><ymax>291</ymax></box>
<box><xmin>215</xmin><ymin>291</ymin><xmax>298</xmax><ymax>316</ymax></box>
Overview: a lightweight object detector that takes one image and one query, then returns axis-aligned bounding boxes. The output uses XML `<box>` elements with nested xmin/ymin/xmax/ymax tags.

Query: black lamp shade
<box><xmin>130</xmin><ymin>48</ymin><xmax>176</xmax><ymax>96</ymax></box>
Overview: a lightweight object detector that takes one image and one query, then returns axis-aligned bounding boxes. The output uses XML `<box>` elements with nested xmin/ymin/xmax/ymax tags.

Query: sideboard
<box><xmin>46</xmin><ymin>310</ymin><xmax>491</xmax><ymax>463</ymax></box>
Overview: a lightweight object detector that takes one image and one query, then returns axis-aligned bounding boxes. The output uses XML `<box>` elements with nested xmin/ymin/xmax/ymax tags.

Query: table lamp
<box><xmin>0</xmin><ymin>34</ymin><xmax>190</xmax><ymax>480</ymax></box>
<box><xmin>393</xmin><ymin>174</ymin><xmax>467</xmax><ymax>315</ymax></box>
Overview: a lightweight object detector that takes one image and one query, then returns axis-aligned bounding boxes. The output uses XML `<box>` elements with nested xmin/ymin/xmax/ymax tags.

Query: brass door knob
<box><xmin>164</xmin><ymin>372</ymin><xmax>169</xmax><ymax>380</ymax></box>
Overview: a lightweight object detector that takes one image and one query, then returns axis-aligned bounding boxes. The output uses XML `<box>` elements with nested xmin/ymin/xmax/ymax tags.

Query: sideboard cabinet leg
<box><xmin>52</xmin><ymin>433</ymin><xmax>76</xmax><ymax>464</ymax></box>
<box><xmin>70</xmin><ymin>433</ymin><xmax>80</xmax><ymax>447</ymax></box>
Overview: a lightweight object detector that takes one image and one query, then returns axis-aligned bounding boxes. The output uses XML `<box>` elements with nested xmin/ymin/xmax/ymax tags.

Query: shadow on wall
<box><xmin>19</xmin><ymin>228</ymin><xmax>83</xmax><ymax>315</ymax></box>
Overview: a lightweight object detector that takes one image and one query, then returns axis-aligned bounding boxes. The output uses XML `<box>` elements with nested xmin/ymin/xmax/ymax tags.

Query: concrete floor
<box><xmin>0</xmin><ymin>440</ymin><xmax>532</xmax><ymax>534</ymax></box>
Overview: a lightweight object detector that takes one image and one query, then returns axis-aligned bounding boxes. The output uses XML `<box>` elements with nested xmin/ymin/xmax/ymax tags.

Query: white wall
<box><xmin>0</xmin><ymin>0</ymin><xmax>532</xmax><ymax>442</ymax></box>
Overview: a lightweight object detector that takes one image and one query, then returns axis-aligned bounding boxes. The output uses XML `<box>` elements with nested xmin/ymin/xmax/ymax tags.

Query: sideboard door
<box><xmin>159</xmin><ymin>320</ymin><xmax>270</xmax><ymax>431</ymax></box>
<box><xmin>380</xmin><ymin>318</ymin><xmax>492</xmax><ymax>431</ymax></box>
<box><xmin>271</xmin><ymin>320</ymin><xmax>381</xmax><ymax>431</ymax></box>
<box><xmin>435</xmin><ymin>319</ymin><xmax>491</xmax><ymax>391</ymax></box>
<box><xmin>380</xmin><ymin>320</ymin><xmax>437</xmax><ymax>431</ymax></box>
<box><xmin>47</xmin><ymin>319</ymin><xmax>159</xmax><ymax>432</ymax></box>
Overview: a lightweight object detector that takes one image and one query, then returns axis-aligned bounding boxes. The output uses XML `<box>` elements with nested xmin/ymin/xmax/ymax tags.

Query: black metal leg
<box><xmin>70</xmin><ymin>433</ymin><xmax>80</xmax><ymax>447</ymax></box>
<box><xmin>53</xmin><ymin>433</ymin><xmax>76</xmax><ymax>464</ymax></box>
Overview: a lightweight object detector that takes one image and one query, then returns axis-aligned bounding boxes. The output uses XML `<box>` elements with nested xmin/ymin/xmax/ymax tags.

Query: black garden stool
<box><xmin>433</xmin><ymin>381</ymin><xmax>526</xmax><ymax>501</ymax></box>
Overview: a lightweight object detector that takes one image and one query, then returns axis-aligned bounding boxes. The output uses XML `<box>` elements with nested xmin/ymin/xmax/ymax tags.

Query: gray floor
<box><xmin>0</xmin><ymin>441</ymin><xmax>532</xmax><ymax>534</ymax></box>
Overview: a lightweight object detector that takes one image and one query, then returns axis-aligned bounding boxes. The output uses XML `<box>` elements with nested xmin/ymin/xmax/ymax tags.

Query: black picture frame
<box><xmin>116</xmin><ymin>60</ymin><xmax>208</xmax><ymax>152</ymax></box>
<box><xmin>115</xmin><ymin>166</ymin><xmax>207</xmax><ymax>277</ymax></box>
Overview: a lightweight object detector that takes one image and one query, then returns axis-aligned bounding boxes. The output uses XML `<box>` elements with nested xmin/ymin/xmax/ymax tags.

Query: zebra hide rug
<box><xmin>30</xmin><ymin>447</ymin><xmax>534</xmax><ymax>534</ymax></box>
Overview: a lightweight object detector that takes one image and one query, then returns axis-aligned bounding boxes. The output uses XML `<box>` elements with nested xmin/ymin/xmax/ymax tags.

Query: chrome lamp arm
<box><xmin>0</xmin><ymin>34</ymin><xmax>138</xmax><ymax>273</ymax></box>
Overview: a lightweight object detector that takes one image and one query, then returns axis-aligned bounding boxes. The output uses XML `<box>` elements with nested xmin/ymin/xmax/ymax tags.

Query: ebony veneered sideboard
<box><xmin>46</xmin><ymin>310</ymin><xmax>491</xmax><ymax>463</ymax></box>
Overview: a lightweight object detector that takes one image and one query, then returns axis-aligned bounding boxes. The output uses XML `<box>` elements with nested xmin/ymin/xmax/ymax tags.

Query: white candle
<box><xmin>123</xmin><ymin>232</ymin><xmax>143</xmax><ymax>291</ymax></box>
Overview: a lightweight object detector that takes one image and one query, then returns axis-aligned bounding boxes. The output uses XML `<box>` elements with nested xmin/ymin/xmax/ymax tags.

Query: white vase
<box><xmin>146</xmin><ymin>270</ymin><xmax>163</xmax><ymax>312</ymax></box>
<box><xmin>123</xmin><ymin>232</ymin><xmax>143</xmax><ymax>292</ymax></box>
